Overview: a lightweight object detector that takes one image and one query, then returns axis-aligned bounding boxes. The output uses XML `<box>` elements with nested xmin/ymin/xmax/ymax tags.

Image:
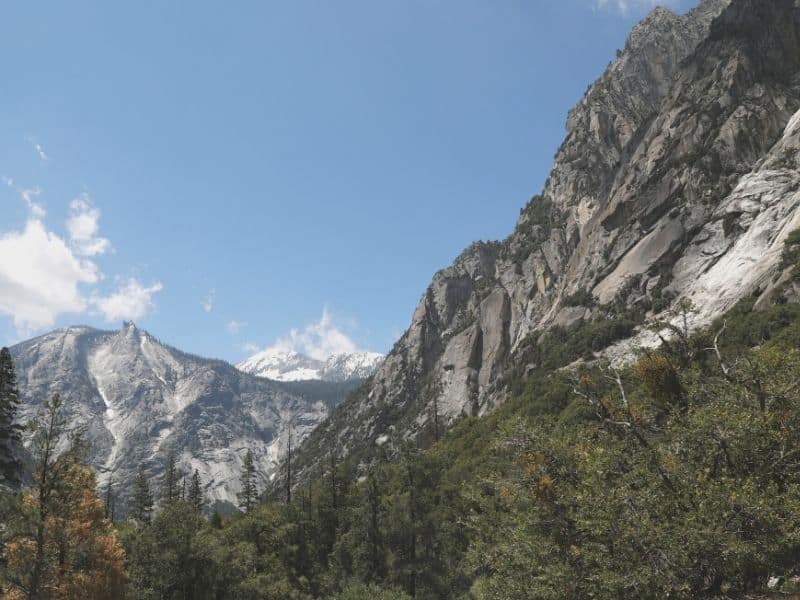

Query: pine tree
<box><xmin>161</xmin><ymin>451</ymin><xmax>179</xmax><ymax>505</ymax></box>
<box><xmin>2</xmin><ymin>402</ymin><xmax>127</xmax><ymax>599</ymax></box>
<box><xmin>131</xmin><ymin>465</ymin><xmax>154</xmax><ymax>524</ymax></box>
<box><xmin>104</xmin><ymin>478</ymin><xmax>116</xmax><ymax>522</ymax></box>
<box><xmin>27</xmin><ymin>394</ymin><xmax>68</xmax><ymax>598</ymax></box>
<box><xmin>285</xmin><ymin>427</ymin><xmax>293</xmax><ymax>505</ymax></box>
<box><xmin>0</xmin><ymin>347</ymin><xmax>23</xmax><ymax>486</ymax></box>
<box><xmin>188</xmin><ymin>468</ymin><xmax>203</xmax><ymax>513</ymax></box>
<box><xmin>210</xmin><ymin>510</ymin><xmax>223</xmax><ymax>529</ymax></box>
<box><xmin>237</xmin><ymin>449</ymin><xmax>258</xmax><ymax>513</ymax></box>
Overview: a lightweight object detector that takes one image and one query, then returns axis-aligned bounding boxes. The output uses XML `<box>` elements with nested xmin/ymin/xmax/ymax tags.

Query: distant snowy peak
<box><xmin>236</xmin><ymin>349</ymin><xmax>323</xmax><ymax>382</ymax></box>
<box><xmin>320</xmin><ymin>351</ymin><xmax>385</xmax><ymax>382</ymax></box>
<box><xmin>236</xmin><ymin>348</ymin><xmax>384</xmax><ymax>382</ymax></box>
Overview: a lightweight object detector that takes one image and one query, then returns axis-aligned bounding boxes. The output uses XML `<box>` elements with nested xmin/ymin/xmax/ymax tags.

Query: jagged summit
<box><xmin>10</xmin><ymin>324</ymin><xmax>351</xmax><ymax>512</ymax></box>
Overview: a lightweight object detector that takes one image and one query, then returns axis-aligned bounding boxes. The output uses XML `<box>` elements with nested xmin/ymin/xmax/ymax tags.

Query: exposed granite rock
<box><xmin>288</xmin><ymin>0</ymin><xmax>800</xmax><ymax>485</ymax></box>
<box><xmin>10</xmin><ymin>324</ymin><xmax>358</xmax><ymax>513</ymax></box>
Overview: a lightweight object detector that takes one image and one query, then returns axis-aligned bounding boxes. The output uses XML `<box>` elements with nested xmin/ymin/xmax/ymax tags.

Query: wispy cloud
<box><xmin>226</xmin><ymin>320</ymin><xmax>246</xmax><ymax>335</ymax></box>
<box><xmin>258</xmin><ymin>307</ymin><xmax>361</xmax><ymax>361</ymax></box>
<box><xmin>66</xmin><ymin>193</ymin><xmax>112</xmax><ymax>257</ymax></box>
<box><xmin>4</xmin><ymin>176</ymin><xmax>46</xmax><ymax>218</ymax></box>
<box><xmin>26</xmin><ymin>136</ymin><xmax>49</xmax><ymax>161</ymax></box>
<box><xmin>241</xmin><ymin>342</ymin><xmax>262</xmax><ymax>354</ymax></box>
<box><xmin>201</xmin><ymin>288</ymin><xmax>216</xmax><ymax>313</ymax></box>
<box><xmin>594</xmin><ymin>0</ymin><xmax>677</xmax><ymax>15</ymax></box>
<box><xmin>92</xmin><ymin>278</ymin><xmax>164</xmax><ymax>323</ymax></box>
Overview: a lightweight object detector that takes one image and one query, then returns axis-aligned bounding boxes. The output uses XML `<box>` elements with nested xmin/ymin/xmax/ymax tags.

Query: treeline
<box><xmin>4</xmin><ymin>279</ymin><xmax>800</xmax><ymax>597</ymax></box>
<box><xmin>117</xmin><ymin>298</ymin><xmax>800</xmax><ymax>599</ymax></box>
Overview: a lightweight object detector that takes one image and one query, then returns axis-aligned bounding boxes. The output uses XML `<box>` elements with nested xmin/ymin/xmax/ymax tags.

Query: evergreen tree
<box><xmin>0</xmin><ymin>347</ymin><xmax>22</xmax><ymax>486</ymax></box>
<box><xmin>124</xmin><ymin>500</ymin><xmax>211</xmax><ymax>599</ymax></box>
<box><xmin>131</xmin><ymin>465</ymin><xmax>154</xmax><ymax>524</ymax></box>
<box><xmin>3</xmin><ymin>395</ymin><xmax>127</xmax><ymax>599</ymax></box>
<box><xmin>162</xmin><ymin>451</ymin><xmax>180</xmax><ymax>505</ymax></box>
<box><xmin>103</xmin><ymin>478</ymin><xmax>116</xmax><ymax>522</ymax></box>
<box><xmin>237</xmin><ymin>449</ymin><xmax>258</xmax><ymax>513</ymax></box>
<box><xmin>2</xmin><ymin>395</ymin><xmax>126</xmax><ymax>600</ymax></box>
<box><xmin>286</xmin><ymin>426</ymin><xmax>293</xmax><ymax>505</ymax></box>
<box><xmin>26</xmin><ymin>394</ymin><xmax>67</xmax><ymax>598</ymax></box>
<box><xmin>210</xmin><ymin>510</ymin><xmax>223</xmax><ymax>529</ymax></box>
<box><xmin>188</xmin><ymin>468</ymin><xmax>203</xmax><ymax>513</ymax></box>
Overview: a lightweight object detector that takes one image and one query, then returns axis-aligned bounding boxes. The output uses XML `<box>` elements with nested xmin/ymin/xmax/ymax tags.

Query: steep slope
<box><xmin>236</xmin><ymin>348</ymin><xmax>384</xmax><ymax>382</ymax></box>
<box><xmin>287</xmin><ymin>0</ymin><xmax>800</xmax><ymax>485</ymax></box>
<box><xmin>10</xmin><ymin>323</ymin><xmax>350</xmax><ymax>512</ymax></box>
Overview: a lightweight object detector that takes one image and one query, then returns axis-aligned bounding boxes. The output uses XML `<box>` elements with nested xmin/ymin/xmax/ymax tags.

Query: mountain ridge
<box><xmin>283</xmin><ymin>0</ymin><xmax>800</xmax><ymax>490</ymax></box>
<box><xmin>236</xmin><ymin>347</ymin><xmax>384</xmax><ymax>382</ymax></box>
<box><xmin>10</xmin><ymin>322</ymin><xmax>360</xmax><ymax>512</ymax></box>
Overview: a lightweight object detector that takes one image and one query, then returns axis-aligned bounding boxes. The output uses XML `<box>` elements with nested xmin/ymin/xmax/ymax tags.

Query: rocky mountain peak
<box><xmin>286</xmin><ymin>0</ymin><xmax>800</xmax><ymax>490</ymax></box>
<box><xmin>10</xmin><ymin>325</ymin><xmax>349</xmax><ymax>512</ymax></box>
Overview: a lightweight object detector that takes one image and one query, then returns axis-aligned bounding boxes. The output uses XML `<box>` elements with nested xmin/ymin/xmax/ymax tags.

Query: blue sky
<box><xmin>0</xmin><ymin>0</ymin><xmax>698</xmax><ymax>362</ymax></box>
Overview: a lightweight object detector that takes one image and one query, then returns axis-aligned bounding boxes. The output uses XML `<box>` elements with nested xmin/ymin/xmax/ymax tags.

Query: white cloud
<box><xmin>0</xmin><ymin>219</ymin><xmax>98</xmax><ymax>333</ymax></box>
<box><xmin>66</xmin><ymin>194</ymin><xmax>112</xmax><ymax>257</ymax></box>
<box><xmin>241</xmin><ymin>342</ymin><xmax>262</xmax><ymax>354</ymax></box>
<box><xmin>201</xmin><ymin>288</ymin><xmax>216</xmax><ymax>313</ymax></box>
<box><xmin>226</xmin><ymin>320</ymin><xmax>246</xmax><ymax>335</ymax></box>
<box><xmin>265</xmin><ymin>307</ymin><xmax>359</xmax><ymax>361</ymax></box>
<box><xmin>26</xmin><ymin>137</ymin><xmax>48</xmax><ymax>161</ymax></box>
<box><xmin>594</xmin><ymin>0</ymin><xmax>676</xmax><ymax>15</ymax></box>
<box><xmin>0</xmin><ymin>186</ymin><xmax>161</xmax><ymax>335</ymax></box>
<box><xmin>92</xmin><ymin>278</ymin><xmax>163</xmax><ymax>323</ymax></box>
<box><xmin>4</xmin><ymin>176</ymin><xmax>46</xmax><ymax>218</ymax></box>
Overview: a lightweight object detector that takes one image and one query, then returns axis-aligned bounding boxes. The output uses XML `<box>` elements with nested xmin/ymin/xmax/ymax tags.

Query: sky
<box><xmin>0</xmin><ymin>0</ymin><xmax>699</xmax><ymax>362</ymax></box>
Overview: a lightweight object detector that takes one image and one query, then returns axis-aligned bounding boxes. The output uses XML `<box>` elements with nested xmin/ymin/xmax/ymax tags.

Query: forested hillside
<box><xmin>3</xmin><ymin>235</ymin><xmax>800</xmax><ymax>598</ymax></box>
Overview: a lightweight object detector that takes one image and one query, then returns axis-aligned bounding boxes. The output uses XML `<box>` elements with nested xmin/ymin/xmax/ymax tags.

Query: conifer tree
<box><xmin>210</xmin><ymin>510</ymin><xmax>223</xmax><ymax>529</ymax></box>
<box><xmin>131</xmin><ymin>465</ymin><xmax>154</xmax><ymax>524</ymax></box>
<box><xmin>26</xmin><ymin>394</ymin><xmax>68</xmax><ymax>598</ymax></box>
<box><xmin>237</xmin><ymin>449</ymin><xmax>258</xmax><ymax>513</ymax></box>
<box><xmin>3</xmin><ymin>400</ymin><xmax>127</xmax><ymax>599</ymax></box>
<box><xmin>188</xmin><ymin>468</ymin><xmax>203</xmax><ymax>513</ymax></box>
<box><xmin>286</xmin><ymin>427</ymin><xmax>293</xmax><ymax>505</ymax></box>
<box><xmin>104</xmin><ymin>478</ymin><xmax>116</xmax><ymax>522</ymax></box>
<box><xmin>0</xmin><ymin>347</ymin><xmax>22</xmax><ymax>486</ymax></box>
<box><xmin>161</xmin><ymin>451</ymin><xmax>179</xmax><ymax>505</ymax></box>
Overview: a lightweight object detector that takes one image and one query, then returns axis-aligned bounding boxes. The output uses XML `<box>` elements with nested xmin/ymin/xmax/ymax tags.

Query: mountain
<box><xmin>236</xmin><ymin>348</ymin><xmax>384</xmax><ymax>382</ymax></box>
<box><xmin>286</xmin><ymin>0</ymin><xmax>800</xmax><ymax>487</ymax></box>
<box><xmin>236</xmin><ymin>349</ymin><xmax>324</xmax><ymax>382</ymax></box>
<box><xmin>9</xmin><ymin>322</ymin><xmax>357</xmax><ymax>512</ymax></box>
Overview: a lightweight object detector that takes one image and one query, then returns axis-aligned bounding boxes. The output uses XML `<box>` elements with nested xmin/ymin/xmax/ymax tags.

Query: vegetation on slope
<box><xmin>101</xmin><ymin>296</ymin><xmax>800</xmax><ymax>600</ymax></box>
<box><xmin>3</xmin><ymin>238</ymin><xmax>800</xmax><ymax>599</ymax></box>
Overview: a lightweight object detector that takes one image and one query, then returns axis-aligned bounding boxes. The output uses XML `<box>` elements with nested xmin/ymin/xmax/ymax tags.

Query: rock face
<box><xmin>10</xmin><ymin>323</ymin><xmax>356</xmax><ymax>512</ymax></box>
<box><xmin>289</xmin><ymin>0</ymin><xmax>800</xmax><ymax>483</ymax></box>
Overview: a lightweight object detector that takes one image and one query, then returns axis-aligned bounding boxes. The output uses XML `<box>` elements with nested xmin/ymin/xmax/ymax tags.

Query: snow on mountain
<box><xmin>236</xmin><ymin>348</ymin><xmax>324</xmax><ymax>382</ymax></box>
<box><xmin>319</xmin><ymin>351</ymin><xmax>385</xmax><ymax>382</ymax></box>
<box><xmin>10</xmin><ymin>323</ymin><xmax>354</xmax><ymax>513</ymax></box>
<box><xmin>236</xmin><ymin>348</ymin><xmax>384</xmax><ymax>382</ymax></box>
